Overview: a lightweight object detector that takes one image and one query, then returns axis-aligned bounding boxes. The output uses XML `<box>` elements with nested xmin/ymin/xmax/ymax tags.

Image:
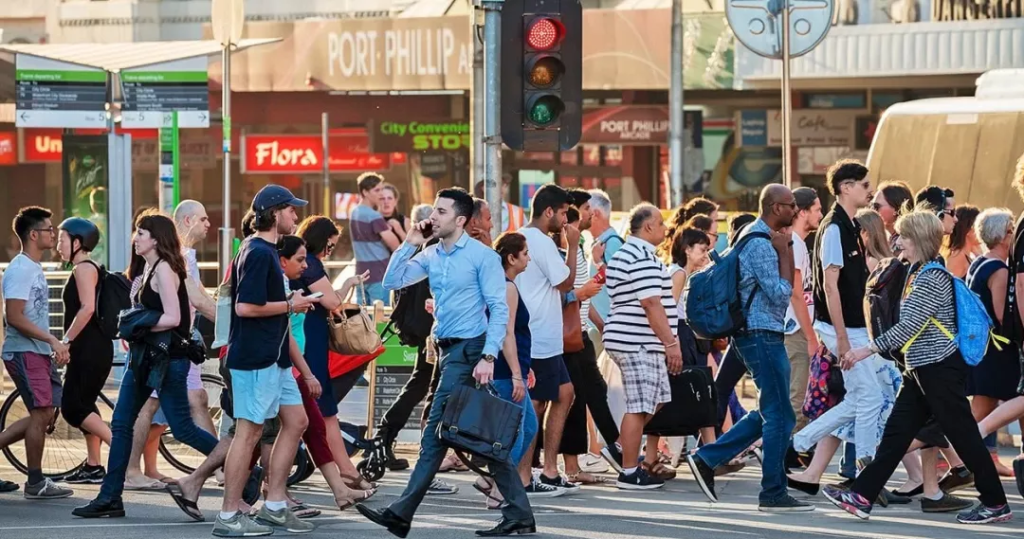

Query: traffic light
<box><xmin>501</xmin><ymin>0</ymin><xmax>582</xmax><ymax>152</ymax></box>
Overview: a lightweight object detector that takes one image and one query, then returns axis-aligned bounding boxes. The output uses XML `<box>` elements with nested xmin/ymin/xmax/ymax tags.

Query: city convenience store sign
<box><xmin>371</xmin><ymin>119</ymin><xmax>470</xmax><ymax>152</ymax></box>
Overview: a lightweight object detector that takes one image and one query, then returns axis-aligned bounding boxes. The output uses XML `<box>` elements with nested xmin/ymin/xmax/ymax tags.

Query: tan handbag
<box><xmin>328</xmin><ymin>282</ymin><xmax>383</xmax><ymax>355</ymax></box>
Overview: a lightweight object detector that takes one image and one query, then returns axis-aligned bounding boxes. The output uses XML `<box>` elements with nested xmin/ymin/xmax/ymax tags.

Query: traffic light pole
<box><xmin>483</xmin><ymin>0</ymin><xmax>504</xmax><ymax>241</ymax></box>
<box><xmin>472</xmin><ymin>5</ymin><xmax>485</xmax><ymax>192</ymax></box>
<box><xmin>668</xmin><ymin>0</ymin><xmax>684</xmax><ymax>207</ymax></box>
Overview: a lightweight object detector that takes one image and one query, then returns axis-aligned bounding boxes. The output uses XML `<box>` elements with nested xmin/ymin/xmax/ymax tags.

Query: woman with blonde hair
<box><xmin>855</xmin><ymin>209</ymin><xmax>893</xmax><ymax>272</ymax></box>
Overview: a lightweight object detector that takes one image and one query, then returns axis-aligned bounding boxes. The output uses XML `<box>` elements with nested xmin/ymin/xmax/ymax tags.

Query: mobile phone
<box><xmin>420</xmin><ymin>221</ymin><xmax>434</xmax><ymax>237</ymax></box>
<box><xmin>306</xmin><ymin>291</ymin><xmax>324</xmax><ymax>299</ymax></box>
<box><xmin>594</xmin><ymin>265</ymin><xmax>607</xmax><ymax>284</ymax></box>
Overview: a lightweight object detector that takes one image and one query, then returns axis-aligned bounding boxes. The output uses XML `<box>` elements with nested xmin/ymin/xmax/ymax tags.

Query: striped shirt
<box><xmin>873</xmin><ymin>264</ymin><xmax>956</xmax><ymax>368</ymax></box>
<box><xmin>350</xmin><ymin>204</ymin><xmax>392</xmax><ymax>284</ymax></box>
<box><xmin>603</xmin><ymin>236</ymin><xmax>678</xmax><ymax>354</ymax></box>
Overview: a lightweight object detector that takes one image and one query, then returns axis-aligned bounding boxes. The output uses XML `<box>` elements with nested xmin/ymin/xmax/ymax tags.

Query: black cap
<box><xmin>252</xmin><ymin>184</ymin><xmax>308</xmax><ymax>212</ymax></box>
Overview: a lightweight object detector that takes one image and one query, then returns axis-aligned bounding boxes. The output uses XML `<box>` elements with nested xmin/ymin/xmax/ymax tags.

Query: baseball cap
<box><xmin>252</xmin><ymin>184</ymin><xmax>308</xmax><ymax>212</ymax></box>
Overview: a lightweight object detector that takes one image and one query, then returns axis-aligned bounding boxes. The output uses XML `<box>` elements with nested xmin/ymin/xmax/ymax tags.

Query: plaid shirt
<box><xmin>738</xmin><ymin>219</ymin><xmax>793</xmax><ymax>333</ymax></box>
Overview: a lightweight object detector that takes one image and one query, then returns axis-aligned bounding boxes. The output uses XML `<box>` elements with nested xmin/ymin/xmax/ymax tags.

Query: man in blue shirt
<box><xmin>686</xmin><ymin>184</ymin><xmax>807</xmax><ymax>512</ymax></box>
<box><xmin>357</xmin><ymin>188</ymin><xmax>534</xmax><ymax>538</ymax></box>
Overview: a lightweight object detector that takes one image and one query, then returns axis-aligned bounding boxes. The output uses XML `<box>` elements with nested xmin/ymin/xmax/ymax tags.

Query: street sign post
<box><xmin>726</xmin><ymin>0</ymin><xmax>833</xmax><ymax>187</ymax></box>
<box><xmin>159</xmin><ymin>112</ymin><xmax>180</xmax><ymax>214</ymax></box>
<box><xmin>212</xmin><ymin>0</ymin><xmax>245</xmax><ymax>284</ymax></box>
<box><xmin>15</xmin><ymin>55</ymin><xmax>108</xmax><ymax>129</ymax></box>
<box><xmin>120</xmin><ymin>57</ymin><xmax>210</xmax><ymax>129</ymax></box>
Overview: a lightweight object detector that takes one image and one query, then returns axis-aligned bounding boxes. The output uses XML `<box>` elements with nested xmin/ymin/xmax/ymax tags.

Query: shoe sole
<box><xmin>923</xmin><ymin>504</ymin><xmax>974</xmax><ymax>513</ymax></box>
<box><xmin>580</xmin><ymin>465</ymin><xmax>610</xmax><ymax>474</ymax></box>
<box><xmin>600</xmin><ymin>448</ymin><xmax>624</xmax><ymax>474</ymax></box>
<box><xmin>957</xmin><ymin>513</ymin><xmax>1013</xmax><ymax>525</ymax></box>
<box><xmin>526</xmin><ymin>489</ymin><xmax>566</xmax><ymax>499</ymax></box>
<box><xmin>72</xmin><ymin>510</ymin><xmax>125</xmax><ymax>518</ymax></box>
<box><xmin>255</xmin><ymin>515</ymin><xmax>315</xmax><ymax>533</ymax></box>
<box><xmin>212</xmin><ymin>530</ymin><xmax>273</xmax><ymax>538</ymax></box>
<box><xmin>822</xmin><ymin>489</ymin><xmax>869</xmax><ymax>520</ymax></box>
<box><xmin>758</xmin><ymin>505</ymin><xmax>816</xmax><ymax>512</ymax></box>
<box><xmin>426</xmin><ymin>490</ymin><xmax>460</xmax><ymax>496</ymax></box>
<box><xmin>615</xmin><ymin>481</ymin><xmax>664</xmax><ymax>490</ymax></box>
<box><xmin>685</xmin><ymin>454</ymin><xmax>718</xmax><ymax>503</ymax></box>
<box><xmin>25</xmin><ymin>491</ymin><xmax>73</xmax><ymax>500</ymax></box>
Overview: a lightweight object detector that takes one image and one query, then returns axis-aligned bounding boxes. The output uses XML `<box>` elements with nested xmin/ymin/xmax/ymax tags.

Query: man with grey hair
<box><xmin>603</xmin><ymin>203</ymin><xmax>681</xmax><ymax>490</ymax></box>
<box><xmin>586</xmin><ymin>189</ymin><xmax>622</xmax><ymax>330</ymax></box>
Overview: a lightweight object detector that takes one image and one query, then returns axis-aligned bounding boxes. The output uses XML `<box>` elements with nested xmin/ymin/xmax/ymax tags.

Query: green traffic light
<box><xmin>527</xmin><ymin>95</ymin><xmax>564</xmax><ymax>127</ymax></box>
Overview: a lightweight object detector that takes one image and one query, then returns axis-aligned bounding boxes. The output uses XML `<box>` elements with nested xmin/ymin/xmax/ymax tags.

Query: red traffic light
<box><xmin>526</xmin><ymin>17</ymin><xmax>565</xmax><ymax>51</ymax></box>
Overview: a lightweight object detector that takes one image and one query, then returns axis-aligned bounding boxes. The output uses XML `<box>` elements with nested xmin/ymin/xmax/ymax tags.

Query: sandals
<box><xmin>566</xmin><ymin>472</ymin><xmax>604</xmax><ymax>485</ymax></box>
<box><xmin>165</xmin><ymin>483</ymin><xmax>205</xmax><ymax>522</ymax></box>
<box><xmin>289</xmin><ymin>503</ymin><xmax>322</xmax><ymax>519</ymax></box>
<box><xmin>641</xmin><ymin>460</ymin><xmax>677</xmax><ymax>481</ymax></box>
<box><xmin>0</xmin><ymin>479</ymin><xmax>19</xmax><ymax>493</ymax></box>
<box><xmin>474</xmin><ymin>479</ymin><xmax>508</xmax><ymax>511</ymax></box>
<box><xmin>341</xmin><ymin>473</ymin><xmax>377</xmax><ymax>492</ymax></box>
<box><xmin>336</xmin><ymin>489</ymin><xmax>376</xmax><ymax>511</ymax></box>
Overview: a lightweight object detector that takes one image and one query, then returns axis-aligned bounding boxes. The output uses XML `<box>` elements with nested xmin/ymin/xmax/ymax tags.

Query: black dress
<box><xmin>965</xmin><ymin>256</ymin><xmax>1021</xmax><ymax>400</ymax></box>
<box><xmin>60</xmin><ymin>261</ymin><xmax>115</xmax><ymax>428</ymax></box>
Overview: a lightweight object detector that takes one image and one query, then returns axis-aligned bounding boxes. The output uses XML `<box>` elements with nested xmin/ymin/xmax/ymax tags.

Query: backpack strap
<box><xmin>733</xmin><ymin>231</ymin><xmax>772</xmax><ymax>313</ymax></box>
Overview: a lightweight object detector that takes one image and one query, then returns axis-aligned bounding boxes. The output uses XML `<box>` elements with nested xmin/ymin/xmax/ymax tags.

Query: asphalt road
<box><xmin>2</xmin><ymin>452</ymin><xmax>1024</xmax><ymax>539</ymax></box>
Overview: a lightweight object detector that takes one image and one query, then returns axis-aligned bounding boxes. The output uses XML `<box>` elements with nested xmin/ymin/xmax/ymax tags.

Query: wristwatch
<box><xmin>481</xmin><ymin>354</ymin><xmax>497</xmax><ymax>364</ymax></box>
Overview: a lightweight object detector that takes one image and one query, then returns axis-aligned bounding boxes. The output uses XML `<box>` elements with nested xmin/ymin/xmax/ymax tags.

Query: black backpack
<box><xmin>644</xmin><ymin>366</ymin><xmax>718</xmax><ymax>436</ymax></box>
<box><xmin>385</xmin><ymin>279</ymin><xmax>433</xmax><ymax>348</ymax></box>
<box><xmin>89</xmin><ymin>261</ymin><xmax>132</xmax><ymax>340</ymax></box>
<box><xmin>864</xmin><ymin>256</ymin><xmax>909</xmax><ymax>364</ymax></box>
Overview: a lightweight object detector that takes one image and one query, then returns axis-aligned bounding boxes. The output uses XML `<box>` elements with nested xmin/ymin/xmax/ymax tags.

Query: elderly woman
<box><xmin>965</xmin><ymin>208</ymin><xmax>1020</xmax><ymax>476</ymax></box>
<box><xmin>823</xmin><ymin>211</ymin><xmax>1010</xmax><ymax>525</ymax></box>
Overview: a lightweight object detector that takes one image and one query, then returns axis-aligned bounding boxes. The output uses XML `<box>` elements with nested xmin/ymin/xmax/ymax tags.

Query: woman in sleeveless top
<box><xmin>78</xmin><ymin>212</ymin><xmax>220</xmax><ymax>517</ymax></box>
<box><xmin>380</xmin><ymin>182</ymin><xmax>411</xmax><ymax>244</ymax></box>
<box><xmin>965</xmin><ymin>209</ymin><xmax>1020</xmax><ymax>477</ymax></box>
<box><xmin>943</xmin><ymin>205</ymin><xmax>981</xmax><ymax>279</ymax></box>
<box><xmin>477</xmin><ymin>232</ymin><xmax>538</xmax><ymax>509</ymax></box>
<box><xmin>57</xmin><ymin>218</ymin><xmax>114</xmax><ymax>485</ymax></box>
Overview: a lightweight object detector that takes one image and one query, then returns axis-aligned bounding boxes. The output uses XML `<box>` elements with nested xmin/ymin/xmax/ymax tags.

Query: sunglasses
<box><xmin>326</xmin><ymin>241</ymin><xmax>337</xmax><ymax>253</ymax></box>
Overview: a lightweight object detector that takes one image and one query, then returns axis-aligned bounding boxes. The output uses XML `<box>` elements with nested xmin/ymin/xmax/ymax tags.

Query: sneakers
<box><xmin>427</xmin><ymin>478</ymin><xmax>459</xmax><ymax>495</ymax></box>
<box><xmin>579</xmin><ymin>452</ymin><xmax>610</xmax><ymax>474</ymax></box>
<box><xmin>922</xmin><ymin>493</ymin><xmax>974</xmax><ymax>513</ymax></box>
<box><xmin>539</xmin><ymin>472</ymin><xmax>581</xmax><ymax>494</ymax></box>
<box><xmin>254</xmin><ymin>505</ymin><xmax>315</xmax><ymax>533</ymax></box>
<box><xmin>685</xmin><ymin>453</ymin><xmax>718</xmax><ymax>503</ymax></box>
<box><xmin>525</xmin><ymin>478</ymin><xmax>565</xmax><ymax>499</ymax></box>
<box><xmin>957</xmin><ymin>503</ymin><xmax>1013</xmax><ymax>524</ymax></box>
<box><xmin>758</xmin><ymin>494</ymin><xmax>815</xmax><ymax>513</ymax></box>
<box><xmin>938</xmin><ymin>465</ymin><xmax>975</xmax><ymax>494</ymax></box>
<box><xmin>213</xmin><ymin>512</ymin><xmax>273</xmax><ymax>537</ymax></box>
<box><xmin>615</xmin><ymin>467</ymin><xmax>665</xmax><ymax>490</ymax></box>
<box><xmin>24</xmin><ymin>478</ymin><xmax>73</xmax><ymax>500</ymax></box>
<box><xmin>822</xmin><ymin>485</ymin><xmax>872</xmax><ymax>520</ymax></box>
<box><xmin>65</xmin><ymin>465</ymin><xmax>106</xmax><ymax>485</ymax></box>
<box><xmin>600</xmin><ymin>444</ymin><xmax>624</xmax><ymax>474</ymax></box>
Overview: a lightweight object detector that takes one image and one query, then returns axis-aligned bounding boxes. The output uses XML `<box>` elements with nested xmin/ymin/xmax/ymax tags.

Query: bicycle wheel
<box><xmin>0</xmin><ymin>390</ymin><xmax>115</xmax><ymax>479</ymax></box>
<box><xmin>286</xmin><ymin>444</ymin><xmax>313</xmax><ymax>487</ymax></box>
<box><xmin>159</xmin><ymin>373</ymin><xmax>226</xmax><ymax>474</ymax></box>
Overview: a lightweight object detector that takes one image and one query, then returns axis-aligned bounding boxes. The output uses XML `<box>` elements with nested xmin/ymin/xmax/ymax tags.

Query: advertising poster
<box><xmin>62</xmin><ymin>135</ymin><xmax>109</xmax><ymax>267</ymax></box>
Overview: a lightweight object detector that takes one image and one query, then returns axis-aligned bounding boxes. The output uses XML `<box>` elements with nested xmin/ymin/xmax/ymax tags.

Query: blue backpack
<box><xmin>683</xmin><ymin>230</ymin><xmax>770</xmax><ymax>340</ymax></box>
<box><xmin>902</xmin><ymin>262</ymin><xmax>1009</xmax><ymax>366</ymax></box>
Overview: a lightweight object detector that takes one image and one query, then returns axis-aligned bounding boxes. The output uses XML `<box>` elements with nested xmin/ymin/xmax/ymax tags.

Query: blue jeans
<box><xmin>98</xmin><ymin>359</ymin><xmax>219</xmax><ymax>502</ymax></box>
<box><xmin>840</xmin><ymin>442</ymin><xmax>857</xmax><ymax>479</ymax></box>
<box><xmin>695</xmin><ymin>330</ymin><xmax>795</xmax><ymax>503</ymax></box>
<box><xmin>492</xmin><ymin>379</ymin><xmax>538</xmax><ymax>466</ymax></box>
<box><xmin>359</xmin><ymin>282</ymin><xmax>390</xmax><ymax>306</ymax></box>
<box><xmin>389</xmin><ymin>336</ymin><xmax>532</xmax><ymax>523</ymax></box>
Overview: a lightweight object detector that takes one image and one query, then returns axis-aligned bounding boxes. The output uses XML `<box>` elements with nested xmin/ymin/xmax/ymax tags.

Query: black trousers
<box><xmin>714</xmin><ymin>342</ymin><xmax>747</xmax><ymax>431</ymax></box>
<box><xmin>541</xmin><ymin>334</ymin><xmax>620</xmax><ymax>456</ymax></box>
<box><xmin>378</xmin><ymin>345</ymin><xmax>433</xmax><ymax>443</ymax></box>
<box><xmin>852</xmin><ymin>353</ymin><xmax>1007</xmax><ymax>507</ymax></box>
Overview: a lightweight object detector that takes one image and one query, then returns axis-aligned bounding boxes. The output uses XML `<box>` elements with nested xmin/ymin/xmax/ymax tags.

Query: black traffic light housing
<box><xmin>501</xmin><ymin>0</ymin><xmax>582</xmax><ymax>152</ymax></box>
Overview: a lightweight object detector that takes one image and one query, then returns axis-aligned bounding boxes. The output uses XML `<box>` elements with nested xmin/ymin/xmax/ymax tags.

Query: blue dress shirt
<box><xmin>382</xmin><ymin>231</ymin><xmax>509</xmax><ymax>357</ymax></box>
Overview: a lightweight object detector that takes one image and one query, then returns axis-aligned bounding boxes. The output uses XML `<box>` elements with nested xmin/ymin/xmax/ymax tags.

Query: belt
<box><xmin>435</xmin><ymin>337</ymin><xmax>466</xmax><ymax>348</ymax></box>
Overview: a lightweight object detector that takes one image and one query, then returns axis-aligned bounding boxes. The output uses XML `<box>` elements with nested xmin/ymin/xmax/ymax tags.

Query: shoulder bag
<box><xmin>328</xmin><ymin>281</ymin><xmax>383</xmax><ymax>355</ymax></box>
<box><xmin>438</xmin><ymin>382</ymin><xmax>523</xmax><ymax>476</ymax></box>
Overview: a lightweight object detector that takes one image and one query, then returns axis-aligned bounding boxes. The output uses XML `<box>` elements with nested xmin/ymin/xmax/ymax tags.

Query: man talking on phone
<box><xmin>357</xmin><ymin>187</ymin><xmax>534</xmax><ymax>538</ymax></box>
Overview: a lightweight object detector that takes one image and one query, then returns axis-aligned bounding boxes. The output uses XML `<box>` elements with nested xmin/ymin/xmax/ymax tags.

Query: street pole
<box><xmin>322</xmin><ymin>112</ymin><xmax>330</xmax><ymax>216</ymax></box>
<box><xmin>219</xmin><ymin>44</ymin><xmax>234</xmax><ymax>277</ymax></box>
<box><xmin>482</xmin><ymin>0</ymin><xmax>503</xmax><ymax>241</ymax></box>
<box><xmin>781</xmin><ymin>1</ymin><xmax>793</xmax><ymax>188</ymax></box>
<box><xmin>472</xmin><ymin>4</ymin><xmax>485</xmax><ymax>192</ymax></box>
<box><xmin>669</xmin><ymin>0</ymin><xmax>684</xmax><ymax>207</ymax></box>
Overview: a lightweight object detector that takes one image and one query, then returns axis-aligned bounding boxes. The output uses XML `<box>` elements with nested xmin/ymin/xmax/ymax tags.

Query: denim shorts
<box><xmin>230</xmin><ymin>364</ymin><xmax>303</xmax><ymax>424</ymax></box>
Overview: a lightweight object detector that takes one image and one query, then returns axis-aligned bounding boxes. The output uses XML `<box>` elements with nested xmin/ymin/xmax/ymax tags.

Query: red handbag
<box><xmin>328</xmin><ymin>346</ymin><xmax>385</xmax><ymax>379</ymax></box>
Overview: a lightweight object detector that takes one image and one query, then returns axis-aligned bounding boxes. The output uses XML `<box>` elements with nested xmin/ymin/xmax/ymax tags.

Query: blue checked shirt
<box><xmin>737</xmin><ymin>219</ymin><xmax>793</xmax><ymax>333</ymax></box>
<box><xmin>382</xmin><ymin>231</ymin><xmax>508</xmax><ymax>358</ymax></box>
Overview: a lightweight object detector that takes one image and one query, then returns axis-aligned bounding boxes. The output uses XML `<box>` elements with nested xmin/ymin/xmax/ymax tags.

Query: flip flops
<box><xmin>165</xmin><ymin>483</ymin><xmax>204</xmax><ymax>522</ymax></box>
<box><xmin>0</xmin><ymin>479</ymin><xmax>19</xmax><ymax>493</ymax></box>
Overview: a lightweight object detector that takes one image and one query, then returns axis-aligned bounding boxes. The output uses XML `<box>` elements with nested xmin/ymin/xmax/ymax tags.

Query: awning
<box><xmin>735</xmin><ymin>20</ymin><xmax>1024</xmax><ymax>90</ymax></box>
<box><xmin>0</xmin><ymin>38</ymin><xmax>282</xmax><ymax>72</ymax></box>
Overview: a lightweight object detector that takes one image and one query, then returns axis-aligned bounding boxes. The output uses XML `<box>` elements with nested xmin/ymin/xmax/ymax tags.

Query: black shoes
<box><xmin>938</xmin><ymin>465</ymin><xmax>975</xmax><ymax>494</ymax></box>
<box><xmin>356</xmin><ymin>504</ymin><xmax>411</xmax><ymax>538</ymax></box>
<box><xmin>922</xmin><ymin>493</ymin><xmax>974</xmax><ymax>514</ymax></box>
<box><xmin>758</xmin><ymin>494</ymin><xmax>815</xmax><ymax>513</ymax></box>
<box><xmin>242</xmin><ymin>465</ymin><xmax>263</xmax><ymax>506</ymax></box>
<box><xmin>475</xmin><ymin>517</ymin><xmax>537</xmax><ymax>536</ymax></box>
<box><xmin>786</xmin><ymin>476</ymin><xmax>820</xmax><ymax>496</ymax></box>
<box><xmin>686</xmin><ymin>453</ymin><xmax>718</xmax><ymax>503</ymax></box>
<box><xmin>600</xmin><ymin>444</ymin><xmax>624</xmax><ymax>474</ymax></box>
<box><xmin>65</xmin><ymin>465</ymin><xmax>106</xmax><ymax>484</ymax></box>
<box><xmin>616</xmin><ymin>467</ymin><xmax>665</xmax><ymax>490</ymax></box>
<box><xmin>72</xmin><ymin>498</ymin><xmax>125</xmax><ymax>519</ymax></box>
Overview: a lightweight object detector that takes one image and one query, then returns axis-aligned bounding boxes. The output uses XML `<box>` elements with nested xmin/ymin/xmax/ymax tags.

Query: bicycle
<box><xmin>0</xmin><ymin>361</ymin><xmax>228</xmax><ymax>480</ymax></box>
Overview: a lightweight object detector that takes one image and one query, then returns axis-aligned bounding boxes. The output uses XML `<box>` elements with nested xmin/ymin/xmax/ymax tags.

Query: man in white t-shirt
<box><xmin>515</xmin><ymin>184</ymin><xmax>581</xmax><ymax>495</ymax></box>
<box><xmin>784</xmin><ymin>188</ymin><xmax>822</xmax><ymax>433</ymax></box>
